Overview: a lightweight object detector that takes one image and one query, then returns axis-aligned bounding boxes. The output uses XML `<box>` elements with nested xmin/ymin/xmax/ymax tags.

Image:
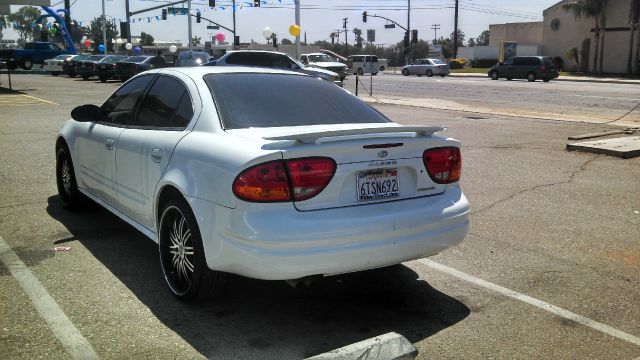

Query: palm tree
<box><xmin>629</xmin><ymin>0</ymin><xmax>640</xmax><ymax>74</ymax></box>
<box><xmin>563</xmin><ymin>0</ymin><xmax>608</xmax><ymax>74</ymax></box>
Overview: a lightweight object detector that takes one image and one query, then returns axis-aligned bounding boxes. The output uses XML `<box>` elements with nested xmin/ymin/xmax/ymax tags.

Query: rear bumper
<box><xmin>189</xmin><ymin>187</ymin><xmax>470</xmax><ymax>280</ymax></box>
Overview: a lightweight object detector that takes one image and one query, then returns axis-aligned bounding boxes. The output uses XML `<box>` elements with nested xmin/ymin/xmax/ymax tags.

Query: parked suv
<box><xmin>488</xmin><ymin>56</ymin><xmax>559</xmax><ymax>82</ymax></box>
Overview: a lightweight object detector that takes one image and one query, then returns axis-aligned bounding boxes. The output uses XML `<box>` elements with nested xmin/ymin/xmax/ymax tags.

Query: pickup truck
<box><xmin>0</xmin><ymin>42</ymin><xmax>71</xmax><ymax>70</ymax></box>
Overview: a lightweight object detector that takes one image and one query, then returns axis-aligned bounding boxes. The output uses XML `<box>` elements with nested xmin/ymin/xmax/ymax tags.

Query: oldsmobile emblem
<box><xmin>377</xmin><ymin>150</ymin><xmax>388</xmax><ymax>158</ymax></box>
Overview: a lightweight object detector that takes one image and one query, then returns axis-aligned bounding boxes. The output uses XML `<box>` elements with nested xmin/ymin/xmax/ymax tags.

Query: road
<box><xmin>0</xmin><ymin>73</ymin><xmax>639</xmax><ymax>359</ymax></box>
<box><xmin>343</xmin><ymin>73</ymin><xmax>640</xmax><ymax>127</ymax></box>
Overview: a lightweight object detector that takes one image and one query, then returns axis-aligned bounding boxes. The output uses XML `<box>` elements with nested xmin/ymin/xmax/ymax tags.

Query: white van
<box><xmin>347</xmin><ymin>55</ymin><xmax>379</xmax><ymax>75</ymax></box>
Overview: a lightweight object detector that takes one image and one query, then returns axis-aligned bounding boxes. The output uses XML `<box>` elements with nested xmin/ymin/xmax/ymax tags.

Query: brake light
<box><xmin>422</xmin><ymin>147</ymin><xmax>461</xmax><ymax>184</ymax></box>
<box><xmin>233</xmin><ymin>158</ymin><xmax>336</xmax><ymax>202</ymax></box>
<box><xmin>539</xmin><ymin>65</ymin><xmax>546</xmax><ymax>72</ymax></box>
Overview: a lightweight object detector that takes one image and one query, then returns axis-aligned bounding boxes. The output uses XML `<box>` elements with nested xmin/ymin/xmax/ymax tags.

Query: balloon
<box><xmin>84</xmin><ymin>40</ymin><xmax>91</xmax><ymax>47</ymax></box>
<box><xmin>81</xmin><ymin>35</ymin><xmax>87</xmax><ymax>41</ymax></box>
<box><xmin>289</xmin><ymin>24</ymin><xmax>301</xmax><ymax>37</ymax></box>
<box><xmin>215</xmin><ymin>33</ymin><xmax>225</xmax><ymax>42</ymax></box>
<box><xmin>125</xmin><ymin>42</ymin><xmax>133</xmax><ymax>50</ymax></box>
<box><xmin>262</xmin><ymin>27</ymin><xmax>272</xmax><ymax>39</ymax></box>
<box><xmin>98</xmin><ymin>44</ymin><xmax>105</xmax><ymax>53</ymax></box>
<box><xmin>134</xmin><ymin>47</ymin><xmax>142</xmax><ymax>55</ymax></box>
<box><xmin>169</xmin><ymin>45</ymin><xmax>177</xmax><ymax>53</ymax></box>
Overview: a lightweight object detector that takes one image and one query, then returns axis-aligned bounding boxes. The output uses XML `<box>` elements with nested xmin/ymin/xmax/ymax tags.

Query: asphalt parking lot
<box><xmin>0</xmin><ymin>73</ymin><xmax>639</xmax><ymax>359</ymax></box>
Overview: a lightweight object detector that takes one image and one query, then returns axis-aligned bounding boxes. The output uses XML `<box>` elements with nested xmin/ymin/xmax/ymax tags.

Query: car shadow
<box><xmin>46</xmin><ymin>196</ymin><xmax>470</xmax><ymax>359</ymax></box>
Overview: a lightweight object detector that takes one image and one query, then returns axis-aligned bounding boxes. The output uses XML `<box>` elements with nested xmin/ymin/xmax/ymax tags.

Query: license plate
<box><xmin>357</xmin><ymin>168</ymin><xmax>399</xmax><ymax>201</ymax></box>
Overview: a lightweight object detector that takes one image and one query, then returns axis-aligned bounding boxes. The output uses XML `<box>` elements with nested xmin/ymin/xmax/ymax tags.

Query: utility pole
<box><xmin>232</xmin><ymin>0</ymin><xmax>237</xmax><ymax>50</ymax></box>
<box><xmin>453</xmin><ymin>0</ymin><xmax>459</xmax><ymax>58</ymax></box>
<box><xmin>101</xmin><ymin>0</ymin><xmax>107</xmax><ymax>54</ymax></box>
<box><xmin>343</xmin><ymin>17</ymin><xmax>348</xmax><ymax>56</ymax></box>
<box><xmin>431</xmin><ymin>24</ymin><xmax>440</xmax><ymax>43</ymax></box>
<box><xmin>125</xmin><ymin>0</ymin><xmax>131</xmax><ymax>43</ymax></box>
<box><xmin>295</xmin><ymin>0</ymin><xmax>300</xmax><ymax>59</ymax></box>
<box><xmin>64</xmin><ymin>0</ymin><xmax>70</xmax><ymax>31</ymax></box>
<box><xmin>406</xmin><ymin>0</ymin><xmax>410</xmax><ymax>65</ymax></box>
<box><xmin>188</xmin><ymin>0</ymin><xmax>192</xmax><ymax>54</ymax></box>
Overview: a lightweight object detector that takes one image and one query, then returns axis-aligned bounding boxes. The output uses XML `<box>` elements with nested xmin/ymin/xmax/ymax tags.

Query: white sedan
<box><xmin>402</xmin><ymin>58</ymin><xmax>451</xmax><ymax>77</ymax></box>
<box><xmin>43</xmin><ymin>54</ymin><xmax>75</xmax><ymax>76</ymax></box>
<box><xmin>56</xmin><ymin>67</ymin><xmax>469</xmax><ymax>302</ymax></box>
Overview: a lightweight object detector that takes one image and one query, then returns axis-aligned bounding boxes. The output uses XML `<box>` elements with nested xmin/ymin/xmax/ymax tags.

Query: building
<box><xmin>487</xmin><ymin>0</ymin><xmax>639</xmax><ymax>74</ymax></box>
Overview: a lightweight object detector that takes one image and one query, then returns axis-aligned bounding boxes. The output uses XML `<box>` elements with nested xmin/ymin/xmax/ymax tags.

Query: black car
<box><xmin>114</xmin><ymin>55</ymin><xmax>167</xmax><ymax>81</ymax></box>
<box><xmin>75</xmin><ymin>55</ymin><xmax>106</xmax><ymax>80</ymax></box>
<box><xmin>94</xmin><ymin>55</ymin><xmax>129</xmax><ymax>82</ymax></box>
<box><xmin>62</xmin><ymin>54</ymin><xmax>90</xmax><ymax>77</ymax></box>
<box><xmin>488</xmin><ymin>56</ymin><xmax>559</xmax><ymax>82</ymax></box>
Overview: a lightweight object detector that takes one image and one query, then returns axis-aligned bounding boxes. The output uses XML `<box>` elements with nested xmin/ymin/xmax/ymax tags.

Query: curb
<box><xmin>305</xmin><ymin>332</ymin><xmax>417</xmax><ymax>360</ymax></box>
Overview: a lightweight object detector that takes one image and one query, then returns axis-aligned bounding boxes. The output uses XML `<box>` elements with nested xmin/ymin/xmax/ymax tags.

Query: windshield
<box><xmin>308</xmin><ymin>54</ymin><xmax>332</xmax><ymax>63</ymax></box>
<box><xmin>53</xmin><ymin>55</ymin><xmax>68</xmax><ymax>60</ymax></box>
<box><xmin>126</xmin><ymin>56</ymin><xmax>149</xmax><ymax>63</ymax></box>
<box><xmin>102</xmin><ymin>56</ymin><xmax>127</xmax><ymax>63</ymax></box>
<box><xmin>88</xmin><ymin>55</ymin><xmax>105</xmax><ymax>61</ymax></box>
<box><xmin>204</xmin><ymin>73</ymin><xmax>390</xmax><ymax>129</ymax></box>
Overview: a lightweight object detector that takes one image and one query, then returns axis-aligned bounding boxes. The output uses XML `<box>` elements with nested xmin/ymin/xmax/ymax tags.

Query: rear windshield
<box><xmin>204</xmin><ymin>73</ymin><xmax>391</xmax><ymax>129</ymax></box>
<box><xmin>126</xmin><ymin>56</ymin><xmax>149</xmax><ymax>62</ymax></box>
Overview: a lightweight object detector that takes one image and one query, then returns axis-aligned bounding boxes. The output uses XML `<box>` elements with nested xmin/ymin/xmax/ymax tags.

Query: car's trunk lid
<box><xmin>227</xmin><ymin>124</ymin><xmax>457</xmax><ymax>211</ymax></box>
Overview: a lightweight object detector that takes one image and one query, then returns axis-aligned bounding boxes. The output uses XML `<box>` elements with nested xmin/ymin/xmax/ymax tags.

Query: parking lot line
<box><xmin>418</xmin><ymin>259</ymin><xmax>640</xmax><ymax>347</ymax></box>
<box><xmin>0</xmin><ymin>235</ymin><xmax>98</xmax><ymax>359</ymax></box>
<box><xmin>20</xmin><ymin>94</ymin><xmax>59</xmax><ymax>105</ymax></box>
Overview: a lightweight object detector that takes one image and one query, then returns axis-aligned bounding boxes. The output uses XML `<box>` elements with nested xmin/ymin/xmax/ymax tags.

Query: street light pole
<box><xmin>406</xmin><ymin>0</ymin><xmax>410</xmax><ymax>65</ymax></box>
<box><xmin>294</xmin><ymin>0</ymin><xmax>300</xmax><ymax>59</ymax></box>
<box><xmin>101</xmin><ymin>0</ymin><xmax>107</xmax><ymax>54</ymax></box>
<box><xmin>188</xmin><ymin>0</ymin><xmax>192</xmax><ymax>54</ymax></box>
<box><xmin>453</xmin><ymin>0</ymin><xmax>459</xmax><ymax>58</ymax></box>
<box><xmin>232</xmin><ymin>0</ymin><xmax>236</xmax><ymax>50</ymax></box>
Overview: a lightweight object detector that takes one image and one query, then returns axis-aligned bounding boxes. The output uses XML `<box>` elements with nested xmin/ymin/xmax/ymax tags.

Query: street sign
<box><xmin>207</xmin><ymin>25</ymin><xmax>220</xmax><ymax>29</ymax></box>
<box><xmin>384</xmin><ymin>24</ymin><xmax>395</xmax><ymax>29</ymax></box>
<box><xmin>367</xmin><ymin>29</ymin><xmax>375</xmax><ymax>42</ymax></box>
<box><xmin>167</xmin><ymin>7</ymin><xmax>188</xmax><ymax>15</ymax></box>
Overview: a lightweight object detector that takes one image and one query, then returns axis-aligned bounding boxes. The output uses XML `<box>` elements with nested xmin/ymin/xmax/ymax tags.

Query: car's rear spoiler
<box><xmin>263</xmin><ymin>125</ymin><xmax>445</xmax><ymax>144</ymax></box>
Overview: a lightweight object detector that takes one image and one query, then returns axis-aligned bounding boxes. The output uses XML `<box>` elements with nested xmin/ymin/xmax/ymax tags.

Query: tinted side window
<box><xmin>512</xmin><ymin>58</ymin><xmax>524</xmax><ymax>66</ymax></box>
<box><xmin>102</xmin><ymin>75</ymin><xmax>153</xmax><ymax>126</ymax></box>
<box><xmin>136</xmin><ymin>76</ymin><xmax>192</xmax><ymax>128</ymax></box>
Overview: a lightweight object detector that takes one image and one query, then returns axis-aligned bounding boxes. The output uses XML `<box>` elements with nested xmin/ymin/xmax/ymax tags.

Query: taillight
<box><xmin>539</xmin><ymin>65</ymin><xmax>546</xmax><ymax>72</ymax></box>
<box><xmin>233</xmin><ymin>157</ymin><xmax>336</xmax><ymax>202</ymax></box>
<box><xmin>286</xmin><ymin>158</ymin><xmax>336</xmax><ymax>201</ymax></box>
<box><xmin>422</xmin><ymin>147</ymin><xmax>461</xmax><ymax>184</ymax></box>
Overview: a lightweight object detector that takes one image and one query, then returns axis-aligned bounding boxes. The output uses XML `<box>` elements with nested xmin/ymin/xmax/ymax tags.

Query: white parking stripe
<box><xmin>418</xmin><ymin>259</ymin><xmax>640</xmax><ymax>347</ymax></box>
<box><xmin>0</xmin><ymin>236</ymin><xmax>99</xmax><ymax>359</ymax></box>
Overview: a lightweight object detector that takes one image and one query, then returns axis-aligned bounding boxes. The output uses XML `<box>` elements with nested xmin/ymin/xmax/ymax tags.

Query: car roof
<box><xmin>144</xmin><ymin>65</ymin><xmax>307</xmax><ymax>78</ymax></box>
<box><xmin>302</xmin><ymin>53</ymin><xmax>328</xmax><ymax>56</ymax></box>
<box><xmin>224</xmin><ymin>50</ymin><xmax>289</xmax><ymax>56</ymax></box>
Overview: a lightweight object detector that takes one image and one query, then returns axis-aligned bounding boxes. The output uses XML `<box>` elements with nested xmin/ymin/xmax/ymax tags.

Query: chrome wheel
<box><xmin>160</xmin><ymin>206</ymin><xmax>195</xmax><ymax>296</ymax></box>
<box><xmin>61</xmin><ymin>159</ymin><xmax>71</xmax><ymax>196</ymax></box>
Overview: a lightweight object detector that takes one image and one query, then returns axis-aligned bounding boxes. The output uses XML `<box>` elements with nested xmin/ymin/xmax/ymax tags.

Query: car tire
<box><xmin>490</xmin><ymin>71</ymin><xmax>499</xmax><ymax>80</ymax></box>
<box><xmin>158</xmin><ymin>197</ymin><xmax>227</xmax><ymax>302</ymax></box>
<box><xmin>426</xmin><ymin>70</ymin><xmax>433</xmax><ymax>77</ymax></box>
<box><xmin>440</xmin><ymin>74</ymin><xmax>446</xmax><ymax>77</ymax></box>
<box><xmin>379</xmin><ymin>66</ymin><xmax>385</xmax><ymax>71</ymax></box>
<box><xmin>51</xmin><ymin>72</ymin><xmax>60</xmax><ymax>76</ymax></box>
<box><xmin>402</xmin><ymin>69</ymin><xmax>409</xmax><ymax>76</ymax></box>
<box><xmin>357</xmin><ymin>68</ymin><xmax>364</xmax><ymax>75</ymax></box>
<box><xmin>506</xmin><ymin>77</ymin><xmax>513</xmax><ymax>81</ymax></box>
<box><xmin>56</xmin><ymin>145</ymin><xmax>83</xmax><ymax>210</ymax></box>
<box><xmin>81</xmin><ymin>74</ymin><xmax>90</xmax><ymax>80</ymax></box>
<box><xmin>68</xmin><ymin>72</ymin><xmax>77</xmax><ymax>78</ymax></box>
<box><xmin>543</xmin><ymin>78</ymin><xmax>551</xmax><ymax>82</ymax></box>
<box><xmin>527</xmin><ymin>72</ymin><xmax>536</xmax><ymax>82</ymax></box>
<box><xmin>21</xmin><ymin>58</ymin><xmax>33</xmax><ymax>70</ymax></box>
<box><xmin>99</xmin><ymin>76</ymin><xmax>107</xmax><ymax>83</ymax></box>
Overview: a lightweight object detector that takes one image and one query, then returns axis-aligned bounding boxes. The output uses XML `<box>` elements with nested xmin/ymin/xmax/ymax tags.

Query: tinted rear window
<box><xmin>204</xmin><ymin>73</ymin><xmax>390</xmax><ymax>129</ymax></box>
<box><xmin>126</xmin><ymin>56</ymin><xmax>149</xmax><ymax>62</ymax></box>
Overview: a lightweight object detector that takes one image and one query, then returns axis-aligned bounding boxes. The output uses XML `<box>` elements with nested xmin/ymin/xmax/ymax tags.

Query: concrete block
<box><xmin>305</xmin><ymin>332</ymin><xmax>418</xmax><ymax>360</ymax></box>
<box><xmin>567</xmin><ymin>136</ymin><xmax>640</xmax><ymax>159</ymax></box>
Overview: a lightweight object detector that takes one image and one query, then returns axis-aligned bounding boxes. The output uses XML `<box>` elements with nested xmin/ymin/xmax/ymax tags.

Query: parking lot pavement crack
<box><xmin>0</xmin><ymin>200</ymin><xmax>43</xmax><ymax>210</ymax></box>
<box><xmin>471</xmin><ymin>155</ymin><xmax>599</xmax><ymax>216</ymax></box>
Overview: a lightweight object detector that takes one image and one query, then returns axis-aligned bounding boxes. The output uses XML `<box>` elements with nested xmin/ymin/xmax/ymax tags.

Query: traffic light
<box><xmin>412</xmin><ymin>29</ymin><xmax>418</xmax><ymax>44</ymax></box>
<box><xmin>362</xmin><ymin>11</ymin><xmax>367</xmax><ymax>23</ymax></box>
<box><xmin>209</xmin><ymin>0</ymin><xmax>215</xmax><ymax>7</ymax></box>
<box><xmin>161</xmin><ymin>9</ymin><xmax>167</xmax><ymax>20</ymax></box>
<box><xmin>120</xmin><ymin>21</ymin><xmax>129</xmax><ymax>38</ymax></box>
<box><xmin>196</xmin><ymin>11</ymin><xmax>201</xmax><ymax>23</ymax></box>
<box><xmin>403</xmin><ymin>31</ymin><xmax>409</xmax><ymax>47</ymax></box>
<box><xmin>254</xmin><ymin>0</ymin><xmax>260</xmax><ymax>7</ymax></box>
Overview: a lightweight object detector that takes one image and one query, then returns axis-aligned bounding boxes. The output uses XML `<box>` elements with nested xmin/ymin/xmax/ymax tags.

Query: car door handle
<box><xmin>105</xmin><ymin>138</ymin><xmax>115</xmax><ymax>150</ymax></box>
<box><xmin>151</xmin><ymin>148</ymin><xmax>162</xmax><ymax>163</ymax></box>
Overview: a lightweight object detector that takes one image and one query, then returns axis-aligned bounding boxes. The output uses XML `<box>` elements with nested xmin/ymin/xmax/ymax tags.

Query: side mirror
<box><xmin>71</xmin><ymin>104</ymin><xmax>102</xmax><ymax>122</ymax></box>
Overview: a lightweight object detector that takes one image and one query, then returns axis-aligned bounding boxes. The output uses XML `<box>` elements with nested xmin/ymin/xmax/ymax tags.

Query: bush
<box><xmin>448</xmin><ymin>58</ymin><xmax>467</xmax><ymax>69</ymax></box>
<box><xmin>470</xmin><ymin>59</ymin><xmax>499</xmax><ymax>68</ymax></box>
<box><xmin>554</xmin><ymin>56</ymin><xmax>564</xmax><ymax>70</ymax></box>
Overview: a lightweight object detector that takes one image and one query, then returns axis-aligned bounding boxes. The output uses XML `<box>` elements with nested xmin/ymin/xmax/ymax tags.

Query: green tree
<box><xmin>89</xmin><ymin>17</ymin><xmax>118</xmax><ymax>52</ymax></box>
<box><xmin>0</xmin><ymin>15</ymin><xmax>7</xmax><ymax>42</ymax></box>
<box><xmin>563</xmin><ymin>0</ymin><xmax>608</xmax><ymax>73</ymax></box>
<box><xmin>139</xmin><ymin>31</ymin><xmax>154</xmax><ymax>46</ymax></box>
<box><xmin>467</xmin><ymin>38</ymin><xmax>476</xmax><ymax>47</ymax></box>
<box><xmin>476</xmin><ymin>29</ymin><xmax>490</xmax><ymax>46</ymax></box>
<box><xmin>192</xmin><ymin>35</ymin><xmax>201</xmax><ymax>46</ymax></box>
<box><xmin>449</xmin><ymin>28</ymin><xmax>465</xmax><ymax>48</ymax></box>
<box><xmin>7</xmin><ymin>6</ymin><xmax>41</xmax><ymax>47</ymax></box>
<box><xmin>281</xmin><ymin>38</ymin><xmax>293</xmax><ymax>45</ymax></box>
<box><xmin>352</xmin><ymin>28</ymin><xmax>364</xmax><ymax>48</ymax></box>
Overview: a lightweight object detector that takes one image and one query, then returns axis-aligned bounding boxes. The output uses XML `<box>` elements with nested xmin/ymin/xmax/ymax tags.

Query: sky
<box><xmin>5</xmin><ymin>0</ymin><xmax>560</xmax><ymax>46</ymax></box>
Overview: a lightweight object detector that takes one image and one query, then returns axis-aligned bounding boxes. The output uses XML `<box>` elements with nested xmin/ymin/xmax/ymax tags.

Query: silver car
<box><xmin>401</xmin><ymin>58</ymin><xmax>450</xmax><ymax>77</ymax></box>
